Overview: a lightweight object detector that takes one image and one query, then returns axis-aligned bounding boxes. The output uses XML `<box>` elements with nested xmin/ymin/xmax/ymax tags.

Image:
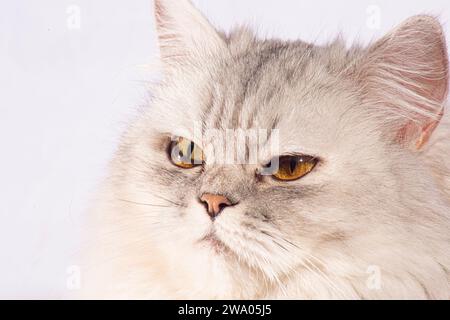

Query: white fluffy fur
<box><xmin>79</xmin><ymin>1</ymin><xmax>450</xmax><ymax>299</ymax></box>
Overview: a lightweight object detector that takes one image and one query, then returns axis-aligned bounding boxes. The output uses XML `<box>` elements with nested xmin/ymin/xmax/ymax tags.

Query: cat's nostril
<box><xmin>199</xmin><ymin>193</ymin><xmax>233</xmax><ymax>219</ymax></box>
<box><xmin>199</xmin><ymin>198</ymin><xmax>210</xmax><ymax>212</ymax></box>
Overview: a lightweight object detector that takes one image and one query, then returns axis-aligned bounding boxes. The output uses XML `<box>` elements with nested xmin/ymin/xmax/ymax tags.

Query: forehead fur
<box><xmin>147</xmin><ymin>26</ymin><xmax>373</xmax><ymax>159</ymax></box>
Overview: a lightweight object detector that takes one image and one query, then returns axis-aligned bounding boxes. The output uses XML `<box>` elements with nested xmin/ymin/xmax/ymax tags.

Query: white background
<box><xmin>1</xmin><ymin>0</ymin><xmax>449</xmax><ymax>298</ymax></box>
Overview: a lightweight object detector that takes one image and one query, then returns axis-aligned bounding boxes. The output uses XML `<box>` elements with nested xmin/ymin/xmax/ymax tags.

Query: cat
<box><xmin>80</xmin><ymin>0</ymin><xmax>450</xmax><ymax>299</ymax></box>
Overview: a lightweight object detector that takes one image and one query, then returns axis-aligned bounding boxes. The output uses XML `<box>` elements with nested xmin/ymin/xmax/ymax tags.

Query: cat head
<box><xmin>113</xmin><ymin>0</ymin><xmax>448</xmax><ymax>282</ymax></box>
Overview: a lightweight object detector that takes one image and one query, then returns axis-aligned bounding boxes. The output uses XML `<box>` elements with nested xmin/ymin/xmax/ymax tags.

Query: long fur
<box><xmin>79</xmin><ymin>1</ymin><xmax>450</xmax><ymax>299</ymax></box>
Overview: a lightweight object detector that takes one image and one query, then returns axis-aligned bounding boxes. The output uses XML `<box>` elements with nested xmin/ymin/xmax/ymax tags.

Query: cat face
<box><xmin>112</xmin><ymin>0</ymin><xmax>448</xmax><ymax>281</ymax></box>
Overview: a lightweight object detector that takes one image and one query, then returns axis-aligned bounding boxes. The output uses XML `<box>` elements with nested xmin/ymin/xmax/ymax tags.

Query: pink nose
<box><xmin>200</xmin><ymin>194</ymin><xmax>232</xmax><ymax>219</ymax></box>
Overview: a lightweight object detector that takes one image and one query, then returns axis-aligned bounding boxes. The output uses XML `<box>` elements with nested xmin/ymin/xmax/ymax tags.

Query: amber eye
<box><xmin>267</xmin><ymin>155</ymin><xmax>317</xmax><ymax>181</ymax></box>
<box><xmin>169</xmin><ymin>137</ymin><xmax>204</xmax><ymax>169</ymax></box>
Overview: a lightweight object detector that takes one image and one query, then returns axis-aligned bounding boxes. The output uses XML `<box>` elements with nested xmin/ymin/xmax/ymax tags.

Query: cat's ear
<box><xmin>154</xmin><ymin>0</ymin><xmax>226</xmax><ymax>68</ymax></box>
<box><xmin>358</xmin><ymin>15</ymin><xmax>448</xmax><ymax>150</ymax></box>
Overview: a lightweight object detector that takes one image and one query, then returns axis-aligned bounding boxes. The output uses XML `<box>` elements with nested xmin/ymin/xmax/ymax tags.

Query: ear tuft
<box><xmin>358</xmin><ymin>15</ymin><xmax>449</xmax><ymax>149</ymax></box>
<box><xmin>154</xmin><ymin>0</ymin><xmax>226</xmax><ymax>68</ymax></box>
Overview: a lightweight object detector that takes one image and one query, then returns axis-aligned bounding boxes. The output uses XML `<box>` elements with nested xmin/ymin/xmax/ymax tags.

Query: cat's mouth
<box><xmin>199</xmin><ymin>231</ymin><xmax>228</xmax><ymax>253</ymax></box>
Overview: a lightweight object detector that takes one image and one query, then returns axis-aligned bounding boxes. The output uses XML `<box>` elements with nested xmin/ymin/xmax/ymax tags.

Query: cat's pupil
<box><xmin>289</xmin><ymin>157</ymin><xmax>298</xmax><ymax>174</ymax></box>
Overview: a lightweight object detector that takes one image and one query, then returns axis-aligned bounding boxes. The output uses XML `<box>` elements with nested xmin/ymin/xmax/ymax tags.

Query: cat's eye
<box><xmin>169</xmin><ymin>137</ymin><xmax>204</xmax><ymax>168</ymax></box>
<box><xmin>267</xmin><ymin>155</ymin><xmax>318</xmax><ymax>181</ymax></box>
